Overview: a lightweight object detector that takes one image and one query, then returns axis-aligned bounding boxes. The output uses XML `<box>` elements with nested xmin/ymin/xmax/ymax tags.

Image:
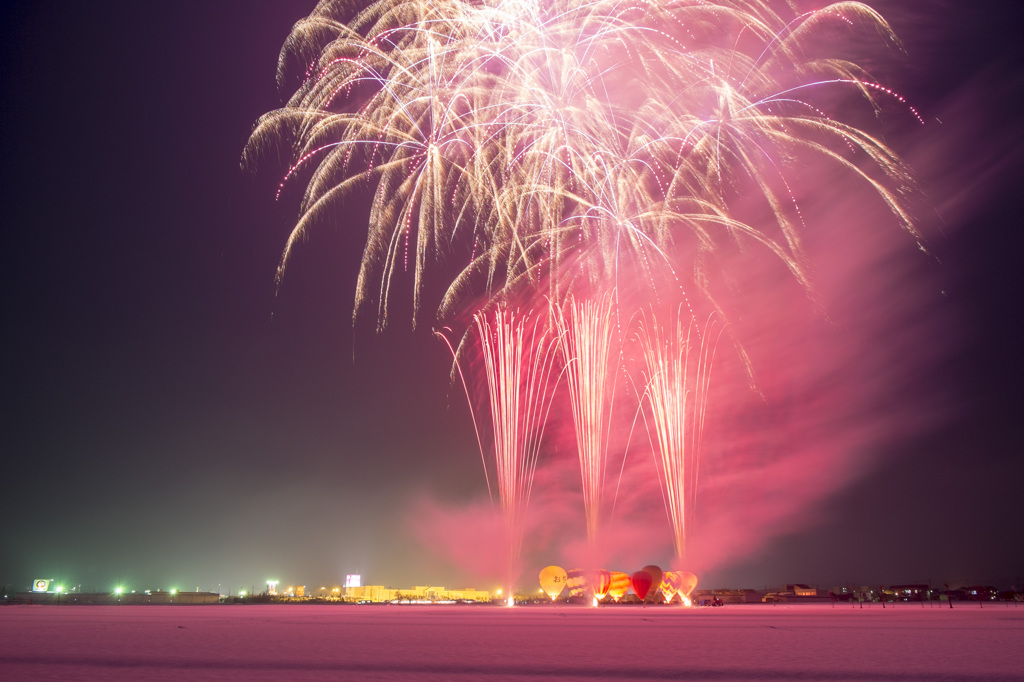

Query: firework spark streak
<box><xmin>554</xmin><ymin>294</ymin><xmax>620</xmax><ymax>550</ymax></box>
<box><xmin>469</xmin><ymin>307</ymin><xmax>560</xmax><ymax>581</ymax></box>
<box><xmin>635</xmin><ymin>308</ymin><xmax>722</xmax><ymax>562</ymax></box>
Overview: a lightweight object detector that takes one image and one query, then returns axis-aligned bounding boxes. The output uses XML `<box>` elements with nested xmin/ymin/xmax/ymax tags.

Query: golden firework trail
<box><xmin>245</xmin><ymin>0</ymin><xmax>922</xmax><ymax>328</ymax></box>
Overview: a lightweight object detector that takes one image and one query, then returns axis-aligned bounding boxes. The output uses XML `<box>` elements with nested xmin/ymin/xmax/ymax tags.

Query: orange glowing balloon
<box><xmin>631</xmin><ymin>571</ymin><xmax>653</xmax><ymax>601</ymax></box>
<box><xmin>566</xmin><ymin>568</ymin><xmax>588</xmax><ymax>597</ymax></box>
<box><xmin>592</xmin><ymin>570</ymin><xmax>612</xmax><ymax>599</ymax></box>
<box><xmin>608</xmin><ymin>571</ymin><xmax>630</xmax><ymax>601</ymax></box>
<box><xmin>539</xmin><ymin>565</ymin><xmax>568</xmax><ymax>600</ymax></box>
<box><xmin>661</xmin><ymin>571</ymin><xmax>682</xmax><ymax>602</ymax></box>
<box><xmin>678</xmin><ymin>571</ymin><xmax>698</xmax><ymax>600</ymax></box>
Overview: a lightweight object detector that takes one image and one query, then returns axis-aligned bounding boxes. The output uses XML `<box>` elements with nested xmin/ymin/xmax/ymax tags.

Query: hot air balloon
<box><xmin>608</xmin><ymin>572</ymin><xmax>631</xmax><ymax>602</ymax></box>
<box><xmin>678</xmin><ymin>571</ymin><xmax>698</xmax><ymax>606</ymax></box>
<box><xmin>592</xmin><ymin>570</ymin><xmax>612</xmax><ymax>601</ymax></box>
<box><xmin>566</xmin><ymin>568</ymin><xmax>588</xmax><ymax>598</ymax></box>
<box><xmin>661</xmin><ymin>571</ymin><xmax>682</xmax><ymax>603</ymax></box>
<box><xmin>539</xmin><ymin>566</ymin><xmax>568</xmax><ymax>601</ymax></box>
<box><xmin>631</xmin><ymin>571</ymin><xmax>653</xmax><ymax>601</ymax></box>
<box><xmin>641</xmin><ymin>565</ymin><xmax>663</xmax><ymax>601</ymax></box>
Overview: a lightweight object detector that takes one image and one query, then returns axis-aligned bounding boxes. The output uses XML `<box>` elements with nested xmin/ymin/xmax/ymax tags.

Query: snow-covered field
<box><xmin>1</xmin><ymin>603</ymin><xmax>1021</xmax><ymax>680</ymax></box>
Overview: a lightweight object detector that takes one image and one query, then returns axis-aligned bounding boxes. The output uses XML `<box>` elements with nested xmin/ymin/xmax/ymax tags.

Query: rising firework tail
<box><xmin>441</xmin><ymin>306</ymin><xmax>561</xmax><ymax>587</ymax></box>
<box><xmin>552</xmin><ymin>293</ymin><xmax>621</xmax><ymax>551</ymax></box>
<box><xmin>633</xmin><ymin>307</ymin><xmax>723</xmax><ymax>562</ymax></box>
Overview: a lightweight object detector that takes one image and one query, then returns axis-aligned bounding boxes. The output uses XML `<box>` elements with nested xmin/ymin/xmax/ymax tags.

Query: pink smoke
<box><xmin>402</xmin><ymin>3</ymin><xmax>994</xmax><ymax>592</ymax></box>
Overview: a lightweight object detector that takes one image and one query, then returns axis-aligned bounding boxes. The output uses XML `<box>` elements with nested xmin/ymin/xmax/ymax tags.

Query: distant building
<box><xmin>692</xmin><ymin>589</ymin><xmax>762</xmax><ymax>604</ymax></box>
<box><xmin>785</xmin><ymin>584</ymin><xmax>820</xmax><ymax>597</ymax></box>
<box><xmin>343</xmin><ymin>585</ymin><xmax>492</xmax><ymax>603</ymax></box>
<box><xmin>762</xmin><ymin>584</ymin><xmax>830</xmax><ymax>603</ymax></box>
<box><xmin>890</xmin><ymin>584</ymin><xmax>930</xmax><ymax>601</ymax></box>
<box><xmin>964</xmin><ymin>586</ymin><xmax>998</xmax><ymax>601</ymax></box>
<box><xmin>145</xmin><ymin>591</ymin><xmax>220</xmax><ymax>605</ymax></box>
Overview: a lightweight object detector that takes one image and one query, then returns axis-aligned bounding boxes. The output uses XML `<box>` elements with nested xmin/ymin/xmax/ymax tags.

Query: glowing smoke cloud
<box><xmin>247</xmin><ymin>0</ymin><xmax>930</xmax><ymax>584</ymax></box>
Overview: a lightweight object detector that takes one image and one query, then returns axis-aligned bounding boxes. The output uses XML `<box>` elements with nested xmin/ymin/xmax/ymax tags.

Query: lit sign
<box><xmin>32</xmin><ymin>579</ymin><xmax>51</xmax><ymax>593</ymax></box>
<box><xmin>345</xmin><ymin>574</ymin><xmax>361</xmax><ymax>588</ymax></box>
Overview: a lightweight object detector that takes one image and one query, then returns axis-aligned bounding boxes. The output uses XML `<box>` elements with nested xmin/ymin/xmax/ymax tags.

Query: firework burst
<box><xmin>245</xmin><ymin>0</ymin><xmax>921</xmax><ymax>327</ymax></box>
<box><xmin>249</xmin><ymin>0</ymin><xmax>925</xmax><ymax>579</ymax></box>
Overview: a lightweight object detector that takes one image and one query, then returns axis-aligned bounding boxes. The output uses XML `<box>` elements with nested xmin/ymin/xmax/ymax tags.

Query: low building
<box><xmin>343</xmin><ymin>585</ymin><xmax>492</xmax><ymax>603</ymax></box>
<box><xmin>762</xmin><ymin>584</ymin><xmax>831</xmax><ymax>603</ymax></box>
<box><xmin>785</xmin><ymin>584</ymin><xmax>820</xmax><ymax>597</ymax></box>
<box><xmin>889</xmin><ymin>584</ymin><xmax>930</xmax><ymax>601</ymax></box>
<box><xmin>963</xmin><ymin>586</ymin><xmax>999</xmax><ymax>601</ymax></box>
<box><xmin>692</xmin><ymin>589</ymin><xmax>762</xmax><ymax>604</ymax></box>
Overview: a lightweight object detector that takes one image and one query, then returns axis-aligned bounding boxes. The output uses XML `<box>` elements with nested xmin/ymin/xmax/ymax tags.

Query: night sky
<box><xmin>2</xmin><ymin>0</ymin><xmax>1022</xmax><ymax>595</ymax></box>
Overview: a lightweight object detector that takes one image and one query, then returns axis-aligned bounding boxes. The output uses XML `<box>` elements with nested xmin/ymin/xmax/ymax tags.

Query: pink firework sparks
<box><xmin>634</xmin><ymin>307</ymin><xmax>723</xmax><ymax>563</ymax></box>
<box><xmin>442</xmin><ymin>306</ymin><xmax>561</xmax><ymax>587</ymax></box>
<box><xmin>554</xmin><ymin>293</ymin><xmax>621</xmax><ymax>551</ymax></box>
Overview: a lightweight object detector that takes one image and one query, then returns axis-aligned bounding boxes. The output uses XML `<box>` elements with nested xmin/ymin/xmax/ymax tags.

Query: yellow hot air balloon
<box><xmin>566</xmin><ymin>568</ymin><xmax>588</xmax><ymax>598</ymax></box>
<box><xmin>539</xmin><ymin>566</ymin><xmax>568</xmax><ymax>601</ymax></box>
<box><xmin>661</xmin><ymin>571</ymin><xmax>682</xmax><ymax>603</ymax></box>
<box><xmin>607</xmin><ymin>571</ymin><xmax>631</xmax><ymax>602</ymax></box>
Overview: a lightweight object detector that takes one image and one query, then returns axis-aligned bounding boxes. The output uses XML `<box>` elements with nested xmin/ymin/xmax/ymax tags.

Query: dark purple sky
<box><xmin>1</xmin><ymin>0</ymin><xmax>1022</xmax><ymax>595</ymax></box>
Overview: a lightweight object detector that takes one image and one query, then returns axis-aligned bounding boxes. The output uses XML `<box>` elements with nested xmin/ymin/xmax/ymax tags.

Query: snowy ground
<box><xmin>1</xmin><ymin>603</ymin><xmax>1022</xmax><ymax>680</ymax></box>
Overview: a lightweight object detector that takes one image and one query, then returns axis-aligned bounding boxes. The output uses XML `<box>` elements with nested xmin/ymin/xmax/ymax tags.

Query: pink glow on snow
<box><xmin>1</xmin><ymin>604</ymin><xmax>1022</xmax><ymax>680</ymax></box>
